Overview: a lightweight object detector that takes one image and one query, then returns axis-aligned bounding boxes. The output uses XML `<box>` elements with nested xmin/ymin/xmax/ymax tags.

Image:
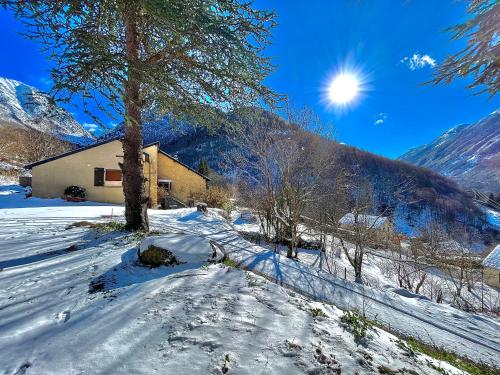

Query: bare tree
<box><xmin>232</xmin><ymin>106</ymin><xmax>332</xmax><ymax>258</ymax></box>
<box><xmin>421</xmin><ymin>222</ymin><xmax>482</xmax><ymax>310</ymax></box>
<box><xmin>390</xmin><ymin>238</ymin><xmax>430</xmax><ymax>294</ymax></box>
<box><xmin>0</xmin><ymin>126</ymin><xmax>71</xmax><ymax>168</ymax></box>
<box><xmin>0</xmin><ymin>127</ymin><xmax>18</xmax><ymax>162</ymax></box>
<box><xmin>18</xmin><ymin>128</ymin><xmax>71</xmax><ymax>164</ymax></box>
<box><xmin>335</xmin><ymin>179</ymin><xmax>384</xmax><ymax>283</ymax></box>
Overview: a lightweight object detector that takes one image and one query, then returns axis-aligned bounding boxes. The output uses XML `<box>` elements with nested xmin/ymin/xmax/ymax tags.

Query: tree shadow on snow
<box><xmin>0</xmin><ymin>229</ymin><xmax>121</xmax><ymax>270</ymax></box>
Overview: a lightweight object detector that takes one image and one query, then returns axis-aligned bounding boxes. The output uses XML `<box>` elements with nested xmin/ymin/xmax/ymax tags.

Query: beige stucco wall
<box><xmin>31</xmin><ymin>140</ymin><xmax>206</xmax><ymax>206</ymax></box>
<box><xmin>484</xmin><ymin>267</ymin><xmax>500</xmax><ymax>288</ymax></box>
<box><xmin>143</xmin><ymin>144</ymin><xmax>159</xmax><ymax>207</ymax></box>
<box><xmin>157</xmin><ymin>152</ymin><xmax>207</xmax><ymax>202</ymax></box>
<box><xmin>32</xmin><ymin>140</ymin><xmax>126</xmax><ymax>204</ymax></box>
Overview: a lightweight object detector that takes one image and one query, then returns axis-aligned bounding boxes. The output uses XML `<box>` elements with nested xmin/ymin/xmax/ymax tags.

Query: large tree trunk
<box><xmin>123</xmin><ymin>9</ymin><xmax>149</xmax><ymax>231</ymax></box>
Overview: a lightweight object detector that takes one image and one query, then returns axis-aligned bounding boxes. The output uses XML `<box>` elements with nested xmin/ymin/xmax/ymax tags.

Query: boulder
<box><xmin>138</xmin><ymin>233</ymin><xmax>224</xmax><ymax>267</ymax></box>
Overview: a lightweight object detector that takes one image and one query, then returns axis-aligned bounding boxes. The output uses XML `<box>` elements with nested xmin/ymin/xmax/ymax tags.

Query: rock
<box><xmin>139</xmin><ymin>233</ymin><xmax>224</xmax><ymax>267</ymax></box>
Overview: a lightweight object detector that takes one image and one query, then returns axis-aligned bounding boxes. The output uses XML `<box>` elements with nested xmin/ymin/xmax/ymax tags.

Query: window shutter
<box><xmin>94</xmin><ymin>168</ymin><xmax>104</xmax><ymax>186</ymax></box>
<box><xmin>105</xmin><ymin>169</ymin><xmax>122</xmax><ymax>181</ymax></box>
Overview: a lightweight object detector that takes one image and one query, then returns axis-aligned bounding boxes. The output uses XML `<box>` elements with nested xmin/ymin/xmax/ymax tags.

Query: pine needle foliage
<box><xmin>2</xmin><ymin>0</ymin><xmax>278</xmax><ymax>230</ymax></box>
<box><xmin>2</xmin><ymin>0</ymin><xmax>278</xmax><ymax>125</ymax></box>
<box><xmin>432</xmin><ymin>0</ymin><xmax>499</xmax><ymax>96</ymax></box>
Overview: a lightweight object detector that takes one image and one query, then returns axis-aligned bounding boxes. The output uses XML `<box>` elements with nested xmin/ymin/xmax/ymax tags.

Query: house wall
<box><xmin>31</xmin><ymin>140</ymin><xmax>206</xmax><ymax>206</ymax></box>
<box><xmin>484</xmin><ymin>267</ymin><xmax>500</xmax><ymax>288</ymax></box>
<box><xmin>143</xmin><ymin>144</ymin><xmax>159</xmax><ymax>207</ymax></box>
<box><xmin>157</xmin><ymin>152</ymin><xmax>207</xmax><ymax>203</ymax></box>
<box><xmin>32</xmin><ymin>140</ymin><xmax>126</xmax><ymax>204</ymax></box>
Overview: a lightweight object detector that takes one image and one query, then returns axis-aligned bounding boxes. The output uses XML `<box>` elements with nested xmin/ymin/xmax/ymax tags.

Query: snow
<box><xmin>0</xmin><ymin>77</ymin><xmax>93</xmax><ymax>145</ymax></box>
<box><xmin>139</xmin><ymin>234</ymin><xmax>223</xmax><ymax>264</ymax></box>
<box><xmin>152</xmin><ymin>209</ymin><xmax>499</xmax><ymax>366</ymax></box>
<box><xmin>485</xmin><ymin>208</ymin><xmax>500</xmax><ymax>229</ymax></box>
<box><xmin>0</xmin><ymin>186</ymin><xmax>497</xmax><ymax>373</ymax></box>
<box><xmin>483</xmin><ymin>245</ymin><xmax>500</xmax><ymax>270</ymax></box>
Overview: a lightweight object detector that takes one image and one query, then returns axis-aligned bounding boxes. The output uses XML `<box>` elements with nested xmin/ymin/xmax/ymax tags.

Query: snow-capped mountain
<box><xmin>100</xmin><ymin>115</ymin><xmax>195</xmax><ymax>147</ymax></box>
<box><xmin>0</xmin><ymin>77</ymin><xmax>93</xmax><ymax>145</ymax></box>
<box><xmin>400</xmin><ymin>110</ymin><xmax>500</xmax><ymax>193</ymax></box>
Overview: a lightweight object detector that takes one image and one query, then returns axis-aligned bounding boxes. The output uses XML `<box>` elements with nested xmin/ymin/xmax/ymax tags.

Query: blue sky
<box><xmin>1</xmin><ymin>1</ymin><xmax>498</xmax><ymax>158</ymax></box>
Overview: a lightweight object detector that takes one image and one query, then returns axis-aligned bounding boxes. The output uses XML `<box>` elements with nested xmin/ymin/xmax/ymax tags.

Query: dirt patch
<box><xmin>89</xmin><ymin>276</ymin><xmax>106</xmax><ymax>294</ymax></box>
<box><xmin>66</xmin><ymin>221</ymin><xmax>94</xmax><ymax>230</ymax></box>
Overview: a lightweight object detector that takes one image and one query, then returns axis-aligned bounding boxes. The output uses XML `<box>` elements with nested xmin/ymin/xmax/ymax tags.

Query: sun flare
<box><xmin>328</xmin><ymin>73</ymin><xmax>360</xmax><ymax>105</ymax></box>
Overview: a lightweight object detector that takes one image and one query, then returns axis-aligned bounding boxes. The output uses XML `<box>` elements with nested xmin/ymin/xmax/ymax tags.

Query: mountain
<box><xmin>400</xmin><ymin>110</ymin><xmax>500</xmax><ymax>194</ymax></box>
<box><xmin>100</xmin><ymin>116</ymin><xmax>194</xmax><ymax>147</ymax></box>
<box><xmin>0</xmin><ymin>77</ymin><xmax>93</xmax><ymax>146</ymax></box>
<box><xmin>100</xmin><ymin>109</ymin><xmax>496</xmax><ymax>243</ymax></box>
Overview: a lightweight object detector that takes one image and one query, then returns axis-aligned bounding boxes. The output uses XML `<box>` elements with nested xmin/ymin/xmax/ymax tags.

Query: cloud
<box><xmin>401</xmin><ymin>53</ymin><xmax>436</xmax><ymax>70</ymax></box>
<box><xmin>83</xmin><ymin>123</ymin><xmax>99</xmax><ymax>132</ymax></box>
<box><xmin>39</xmin><ymin>76</ymin><xmax>52</xmax><ymax>86</ymax></box>
<box><xmin>374</xmin><ymin>113</ymin><xmax>387</xmax><ymax>126</ymax></box>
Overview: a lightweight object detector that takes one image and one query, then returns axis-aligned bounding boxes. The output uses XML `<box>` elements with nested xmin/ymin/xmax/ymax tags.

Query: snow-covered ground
<box><xmin>232</xmin><ymin>212</ymin><xmax>500</xmax><ymax>313</ymax></box>
<box><xmin>485</xmin><ymin>207</ymin><xmax>500</xmax><ymax>229</ymax></box>
<box><xmin>0</xmin><ymin>185</ymin><xmax>498</xmax><ymax>373</ymax></box>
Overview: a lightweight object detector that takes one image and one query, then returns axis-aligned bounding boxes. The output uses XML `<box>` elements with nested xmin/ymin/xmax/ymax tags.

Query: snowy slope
<box><xmin>0</xmin><ymin>187</ymin><xmax>467</xmax><ymax>374</ymax></box>
<box><xmin>400</xmin><ymin>110</ymin><xmax>500</xmax><ymax>193</ymax></box>
<box><xmin>1</xmin><ymin>187</ymin><xmax>498</xmax><ymax>369</ymax></box>
<box><xmin>0</xmin><ymin>77</ymin><xmax>93</xmax><ymax>146</ymax></box>
<box><xmin>152</xmin><ymin>209</ymin><xmax>500</xmax><ymax>367</ymax></box>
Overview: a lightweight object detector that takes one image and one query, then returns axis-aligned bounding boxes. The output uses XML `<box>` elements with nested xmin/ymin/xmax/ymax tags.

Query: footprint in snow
<box><xmin>56</xmin><ymin>310</ymin><xmax>71</xmax><ymax>323</ymax></box>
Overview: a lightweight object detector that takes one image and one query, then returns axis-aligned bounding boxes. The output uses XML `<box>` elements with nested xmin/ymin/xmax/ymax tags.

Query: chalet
<box><xmin>25</xmin><ymin>138</ymin><xmax>209</xmax><ymax>208</ymax></box>
<box><xmin>339</xmin><ymin>213</ymin><xmax>394</xmax><ymax>232</ymax></box>
<box><xmin>483</xmin><ymin>244</ymin><xmax>500</xmax><ymax>288</ymax></box>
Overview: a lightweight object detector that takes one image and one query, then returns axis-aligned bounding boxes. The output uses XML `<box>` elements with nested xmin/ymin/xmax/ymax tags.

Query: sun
<box><xmin>328</xmin><ymin>73</ymin><xmax>360</xmax><ymax>105</ymax></box>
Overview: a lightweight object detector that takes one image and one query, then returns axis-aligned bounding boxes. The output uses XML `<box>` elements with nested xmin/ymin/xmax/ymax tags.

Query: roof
<box><xmin>25</xmin><ymin>137</ymin><xmax>210</xmax><ymax>181</ymax></box>
<box><xmin>483</xmin><ymin>244</ymin><xmax>500</xmax><ymax>270</ymax></box>
<box><xmin>158</xmin><ymin>149</ymin><xmax>210</xmax><ymax>181</ymax></box>
<box><xmin>339</xmin><ymin>213</ymin><xmax>389</xmax><ymax>229</ymax></box>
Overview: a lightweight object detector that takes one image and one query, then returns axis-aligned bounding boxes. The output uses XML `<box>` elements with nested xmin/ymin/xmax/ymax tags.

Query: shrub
<box><xmin>139</xmin><ymin>245</ymin><xmax>180</xmax><ymax>267</ymax></box>
<box><xmin>91</xmin><ymin>221</ymin><xmax>126</xmax><ymax>233</ymax></box>
<box><xmin>340</xmin><ymin>310</ymin><xmax>373</xmax><ymax>341</ymax></box>
<box><xmin>157</xmin><ymin>185</ymin><xmax>169</xmax><ymax>202</ymax></box>
<box><xmin>310</xmin><ymin>307</ymin><xmax>327</xmax><ymax>318</ymax></box>
<box><xmin>222</xmin><ymin>256</ymin><xmax>240</xmax><ymax>268</ymax></box>
<box><xmin>64</xmin><ymin>185</ymin><xmax>86</xmax><ymax>198</ymax></box>
<box><xmin>204</xmin><ymin>186</ymin><xmax>231</xmax><ymax>209</ymax></box>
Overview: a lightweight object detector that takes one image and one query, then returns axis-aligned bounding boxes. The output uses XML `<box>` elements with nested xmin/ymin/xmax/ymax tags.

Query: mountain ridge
<box><xmin>0</xmin><ymin>77</ymin><xmax>93</xmax><ymax>146</ymax></box>
<box><xmin>99</xmin><ymin>109</ymin><xmax>495</xmax><ymax>242</ymax></box>
<box><xmin>400</xmin><ymin>110</ymin><xmax>500</xmax><ymax>194</ymax></box>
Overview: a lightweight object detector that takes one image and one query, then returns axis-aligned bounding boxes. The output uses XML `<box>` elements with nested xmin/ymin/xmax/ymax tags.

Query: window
<box><xmin>105</xmin><ymin>169</ymin><xmax>122</xmax><ymax>186</ymax></box>
<box><xmin>158</xmin><ymin>179</ymin><xmax>172</xmax><ymax>191</ymax></box>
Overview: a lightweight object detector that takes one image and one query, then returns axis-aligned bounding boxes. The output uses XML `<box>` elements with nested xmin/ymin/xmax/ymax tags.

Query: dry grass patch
<box><xmin>138</xmin><ymin>245</ymin><xmax>180</xmax><ymax>267</ymax></box>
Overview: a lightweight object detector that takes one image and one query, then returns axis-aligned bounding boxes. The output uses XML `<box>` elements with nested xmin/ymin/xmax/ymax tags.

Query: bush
<box><xmin>157</xmin><ymin>185</ymin><xmax>169</xmax><ymax>202</ymax></box>
<box><xmin>222</xmin><ymin>256</ymin><xmax>240</xmax><ymax>268</ymax></box>
<box><xmin>64</xmin><ymin>185</ymin><xmax>86</xmax><ymax>198</ymax></box>
<box><xmin>203</xmin><ymin>186</ymin><xmax>231</xmax><ymax>209</ymax></box>
<box><xmin>91</xmin><ymin>221</ymin><xmax>126</xmax><ymax>233</ymax></box>
<box><xmin>340</xmin><ymin>310</ymin><xmax>373</xmax><ymax>341</ymax></box>
<box><xmin>310</xmin><ymin>307</ymin><xmax>327</xmax><ymax>318</ymax></box>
